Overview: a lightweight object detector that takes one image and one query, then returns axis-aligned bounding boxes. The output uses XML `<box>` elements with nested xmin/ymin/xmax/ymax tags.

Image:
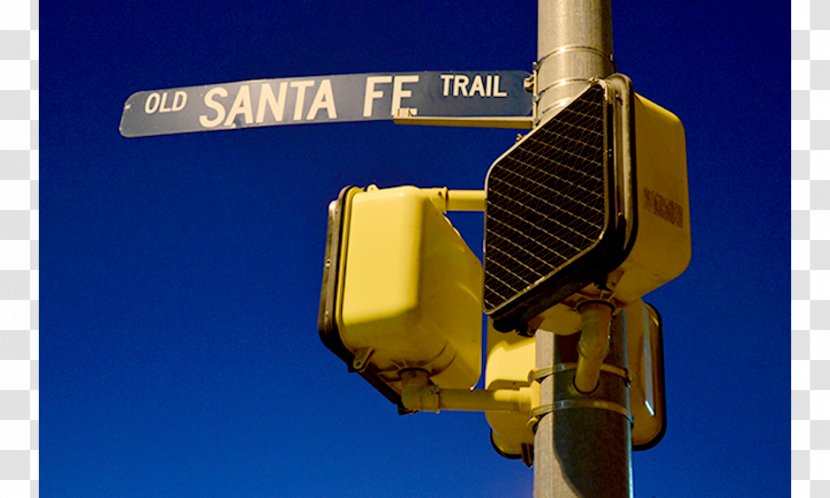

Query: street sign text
<box><xmin>120</xmin><ymin>71</ymin><xmax>531</xmax><ymax>138</ymax></box>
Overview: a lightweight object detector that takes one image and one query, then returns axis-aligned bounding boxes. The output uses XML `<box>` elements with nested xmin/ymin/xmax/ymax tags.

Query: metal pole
<box><xmin>533</xmin><ymin>315</ymin><xmax>632</xmax><ymax>497</ymax></box>
<box><xmin>533</xmin><ymin>1</ymin><xmax>632</xmax><ymax>497</ymax></box>
<box><xmin>535</xmin><ymin>0</ymin><xmax>615</xmax><ymax>123</ymax></box>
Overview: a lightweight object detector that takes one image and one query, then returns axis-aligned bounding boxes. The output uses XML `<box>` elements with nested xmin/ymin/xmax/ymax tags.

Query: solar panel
<box><xmin>484</xmin><ymin>82</ymin><xmax>624</xmax><ymax>331</ymax></box>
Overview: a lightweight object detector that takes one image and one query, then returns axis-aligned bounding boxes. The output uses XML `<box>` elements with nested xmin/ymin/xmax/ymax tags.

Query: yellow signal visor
<box><xmin>626</xmin><ymin>300</ymin><xmax>667</xmax><ymax>450</ymax></box>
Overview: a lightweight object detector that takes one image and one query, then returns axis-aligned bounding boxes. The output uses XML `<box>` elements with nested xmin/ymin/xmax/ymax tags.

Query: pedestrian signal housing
<box><xmin>318</xmin><ymin>185</ymin><xmax>483</xmax><ymax>406</ymax></box>
<box><xmin>483</xmin><ymin>74</ymin><xmax>690</xmax><ymax>333</ymax></box>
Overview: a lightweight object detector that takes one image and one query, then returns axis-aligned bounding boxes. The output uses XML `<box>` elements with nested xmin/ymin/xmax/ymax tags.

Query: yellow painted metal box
<box><xmin>484</xmin><ymin>320</ymin><xmax>535</xmax><ymax>461</ymax></box>
<box><xmin>485</xmin><ymin>73</ymin><xmax>691</xmax><ymax>334</ymax></box>
<box><xmin>319</xmin><ymin>185</ymin><xmax>482</xmax><ymax>405</ymax></box>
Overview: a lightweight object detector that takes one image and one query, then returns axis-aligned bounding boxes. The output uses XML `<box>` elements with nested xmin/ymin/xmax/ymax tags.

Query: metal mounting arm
<box><xmin>399</xmin><ymin>369</ymin><xmax>534</xmax><ymax>415</ymax></box>
<box><xmin>417</xmin><ymin>187</ymin><xmax>486</xmax><ymax>213</ymax></box>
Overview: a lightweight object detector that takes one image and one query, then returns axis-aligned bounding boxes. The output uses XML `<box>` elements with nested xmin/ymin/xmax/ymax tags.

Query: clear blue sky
<box><xmin>42</xmin><ymin>1</ymin><xmax>789</xmax><ymax>496</ymax></box>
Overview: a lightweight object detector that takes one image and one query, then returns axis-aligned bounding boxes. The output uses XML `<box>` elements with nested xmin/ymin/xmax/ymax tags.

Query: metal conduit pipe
<box><xmin>400</xmin><ymin>369</ymin><xmax>533</xmax><ymax>414</ymax></box>
<box><xmin>422</xmin><ymin>188</ymin><xmax>486</xmax><ymax>213</ymax></box>
<box><xmin>574</xmin><ymin>300</ymin><xmax>614</xmax><ymax>394</ymax></box>
<box><xmin>445</xmin><ymin>189</ymin><xmax>487</xmax><ymax>212</ymax></box>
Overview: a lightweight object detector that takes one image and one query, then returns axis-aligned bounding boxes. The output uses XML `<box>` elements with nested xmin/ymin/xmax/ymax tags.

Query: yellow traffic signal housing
<box><xmin>483</xmin><ymin>74</ymin><xmax>691</xmax><ymax>334</ymax></box>
<box><xmin>484</xmin><ymin>320</ymin><xmax>535</xmax><ymax>462</ymax></box>
<box><xmin>319</xmin><ymin>185</ymin><xmax>483</xmax><ymax>406</ymax></box>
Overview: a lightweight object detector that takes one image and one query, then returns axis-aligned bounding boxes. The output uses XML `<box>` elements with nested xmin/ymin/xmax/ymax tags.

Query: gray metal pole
<box><xmin>533</xmin><ymin>2</ymin><xmax>632</xmax><ymax>497</ymax></box>
<box><xmin>535</xmin><ymin>0</ymin><xmax>615</xmax><ymax>122</ymax></box>
<box><xmin>533</xmin><ymin>317</ymin><xmax>632</xmax><ymax>497</ymax></box>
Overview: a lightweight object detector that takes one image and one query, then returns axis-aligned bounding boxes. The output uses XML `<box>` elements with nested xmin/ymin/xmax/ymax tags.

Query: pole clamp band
<box><xmin>530</xmin><ymin>399</ymin><xmax>632</xmax><ymax>423</ymax></box>
<box><xmin>536</xmin><ymin>44</ymin><xmax>616</xmax><ymax>68</ymax></box>
<box><xmin>529</xmin><ymin>362</ymin><xmax>629</xmax><ymax>383</ymax></box>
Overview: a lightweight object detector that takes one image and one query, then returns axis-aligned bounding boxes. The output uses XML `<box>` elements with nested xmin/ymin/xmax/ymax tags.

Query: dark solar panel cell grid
<box><xmin>484</xmin><ymin>84</ymin><xmax>609</xmax><ymax>314</ymax></box>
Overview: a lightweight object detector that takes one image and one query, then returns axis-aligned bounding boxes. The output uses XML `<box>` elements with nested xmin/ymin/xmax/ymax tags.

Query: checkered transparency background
<box><xmin>0</xmin><ymin>0</ymin><xmax>38</xmax><ymax>497</ymax></box>
<box><xmin>793</xmin><ymin>1</ymin><xmax>830</xmax><ymax>496</ymax></box>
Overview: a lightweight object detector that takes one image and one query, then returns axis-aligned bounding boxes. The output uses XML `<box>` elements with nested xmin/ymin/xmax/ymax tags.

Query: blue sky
<box><xmin>42</xmin><ymin>1</ymin><xmax>789</xmax><ymax>496</ymax></box>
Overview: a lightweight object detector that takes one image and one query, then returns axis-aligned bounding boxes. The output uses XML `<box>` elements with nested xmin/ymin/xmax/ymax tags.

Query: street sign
<box><xmin>120</xmin><ymin>71</ymin><xmax>531</xmax><ymax>138</ymax></box>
